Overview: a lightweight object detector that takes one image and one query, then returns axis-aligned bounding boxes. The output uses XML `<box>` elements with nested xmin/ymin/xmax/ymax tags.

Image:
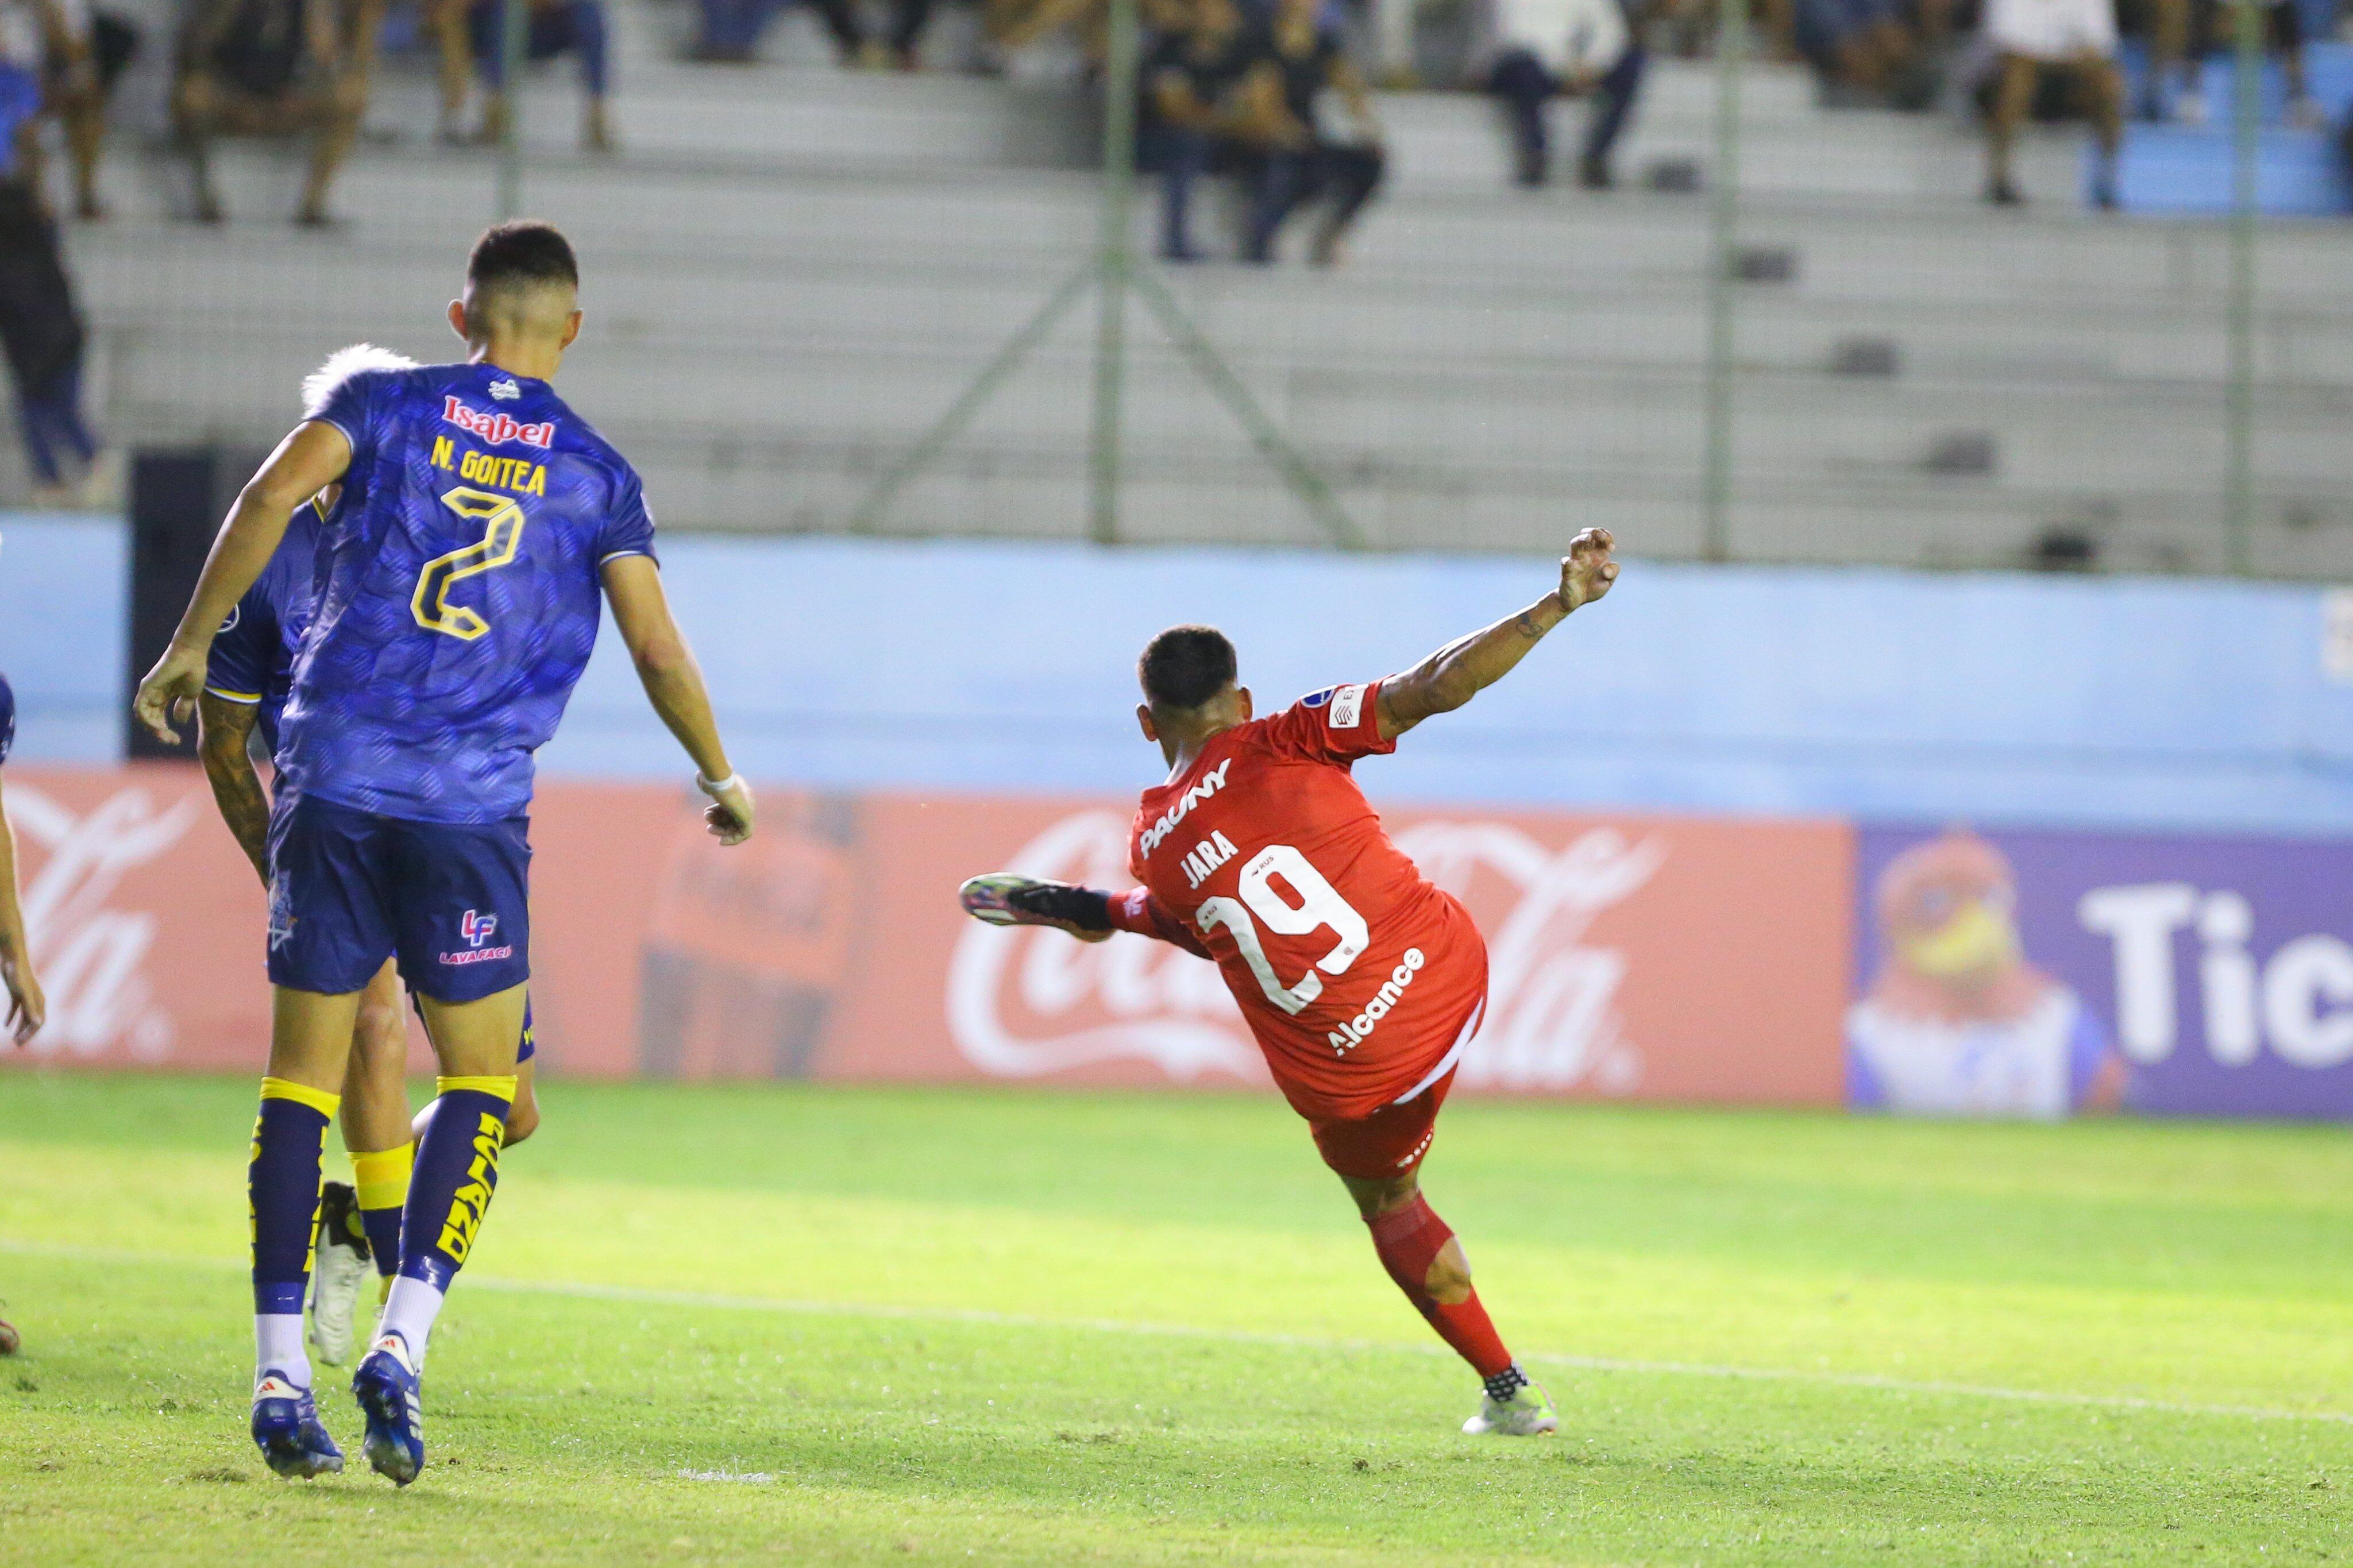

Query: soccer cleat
<box><xmin>1463</xmin><ymin>1377</ymin><xmax>1560</xmax><ymax>1437</ymax></box>
<box><xmin>958</xmin><ymin>874</ymin><xmax>1113</xmax><ymax>943</ymax></box>
<box><xmin>308</xmin><ymin>1182</ymin><xmax>371</xmax><ymax>1366</ymax></box>
<box><xmin>352</xmin><ymin>1333</ymin><xmax>425</xmax><ymax>1485</ymax></box>
<box><xmin>251</xmin><ymin>1372</ymin><xmax>345</xmax><ymax>1478</ymax></box>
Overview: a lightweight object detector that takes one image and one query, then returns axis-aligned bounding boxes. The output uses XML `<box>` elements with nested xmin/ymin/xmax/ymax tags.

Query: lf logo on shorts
<box><xmin>439</xmin><ymin>908</ymin><xmax>515</xmax><ymax>967</ymax></box>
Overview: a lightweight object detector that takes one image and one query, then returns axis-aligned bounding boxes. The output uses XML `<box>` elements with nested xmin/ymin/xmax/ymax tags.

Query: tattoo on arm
<box><xmin>198</xmin><ymin>697</ymin><xmax>271</xmax><ymax>885</ymax></box>
<box><xmin>1514</xmin><ymin>611</ymin><xmax>1546</xmax><ymax>639</ymax></box>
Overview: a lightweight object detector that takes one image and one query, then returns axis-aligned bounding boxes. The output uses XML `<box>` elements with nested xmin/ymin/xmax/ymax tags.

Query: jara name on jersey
<box><xmin>1181</xmin><ymin>830</ymin><xmax>1239</xmax><ymax>890</ymax></box>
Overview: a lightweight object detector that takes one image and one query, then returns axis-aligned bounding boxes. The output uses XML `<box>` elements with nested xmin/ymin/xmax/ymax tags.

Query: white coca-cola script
<box><xmin>9</xmin><ymin>783</ymin><xmax>199</xmax><ymax>1060</ymax></box>
<box><xmin>944</xmin><ymin>810</ymin><xmax>1665</xmax><ymax>1093</ymax></box>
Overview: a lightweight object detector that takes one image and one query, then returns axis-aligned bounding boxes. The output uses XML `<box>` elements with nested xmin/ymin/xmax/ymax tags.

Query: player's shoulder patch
<box><xmin>1328</xmin><ymin>683</ymin><xmax>1368</xmax><ymax>730</ymax></box>
<box><xmin>1297</xmin><ymin>686</ymin><xmax>1334</xmax><ymax>709</ymax></box>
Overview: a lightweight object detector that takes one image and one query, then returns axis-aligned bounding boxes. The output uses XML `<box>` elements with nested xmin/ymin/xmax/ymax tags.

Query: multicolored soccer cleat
<box><xmin>308</xmin><ymin>1181</ymin><xmax>371</xmax><ymax>1367</ymax></box>
<box><xmin>352</xmin><ymin>1333</ymin><xmax>425</xmax><ymax>1485</ymax></box>
<box><xmin>1463</xmin><ymin>1376</ymin><xmax>1560</xmax><ymax>1437</ymax></box>
<box><xmin>958</xmin><ymin>874</ymin><xmax>1113</xmax><ymax>943</ymax></box>
<box><xmin>251</xmin><ymin>1372</ymin><xmax>345</xmax><ymax>1478</ymax></box>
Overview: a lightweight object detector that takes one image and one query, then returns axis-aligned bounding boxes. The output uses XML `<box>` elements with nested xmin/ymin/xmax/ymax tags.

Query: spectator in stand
<box><xmin>1140</xmin><ymin>0</ymin><xmax>1252</xmax><ymax>260</ymax></box>
<box><xmin>1791</xmin><ymin>0</ymin><xmax>1937</xmax><ymax>106</ymax></box>
<box><xmin>468</xmin><ymin>0</ymin><xmax>611</xmax><ymax>151</ymax></box>
<box><xmin>172</xmin><ymin>0</ymin><xmax>378</xmax><ymax>225</ymax></box>
<box><xmin>1981</xmin><ymin>0</ymin><xmax>2121</xmax><ymax>205</ymax></box>
<box><xmin>1230</xmin><ymin>0</ymin><xmax>1384</xmax><ymax>263</ymax></box>
<box><xmin>1479</xmin><ymin>0</ymin><xmax>1647</xmax><ymax>188</ymax></box>
<box><xmin>2173</xmin><ymin>0</ymin><xmax>2321</xmax><ymax>127</ymax></box>
<box><xmin>0</xmin><ymin>63</ymin><xmax>103</xmax><ymax>502</ymax></box>
<box><xmin>0</xmin><ymin>0</ymin><xmax>132</xmax><ymax>219</ymax></box>
<box><xmin>693</xmin><ymin>0</ymin><xmax>929</xmax><ymax>68</ymax></box>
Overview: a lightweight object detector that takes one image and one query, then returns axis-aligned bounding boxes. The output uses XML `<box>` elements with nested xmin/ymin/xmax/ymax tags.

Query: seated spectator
<box><xmin>1139</xmin><ymin>0</ymin><xmax>1253</xmax><ymax>260</ymax></box>
<box><xmin>2114</xmin><ymin>0</ymin><xmax>2189</xmax><ymax>118</ymax></box>
<box><xmin>1792</xmin><ymin>0</ymin><xmax>1937</xmax><ymax>105</ymax></box>
<box><xmin>468</xmin><ymin>0</ymin><xmax>610</xmax><ymax>152</ymax></box>
<box><xmin>693</xmin><ymin>0</ymin><xmax>928</xmax><ymax>68</ymax></box>
<box><xmin>1981</xmin><ymin>0</ymin><xmax>2121</xmax><ymax>204</ymax></box>
<box><xmin>2173</xmin><ymin>0</ymin><xmax>2320</xmax><ymax>127</ymax></box>
<box><xmin>0</xmin><ymin>63</ymin><xmax>102</xmax><ymax>501</ymax></box>
<box><xmin>172</xmin><ymin>0</ymin><xmax>378</xmax><ymax>225</ymax></box>
<box><xmin>0</xmin><ymin>0</ymin><xmax>134</xmax><ymax>219</ymax></box>
<box><xmin>989</xmin><ymin>0</ymin><xmax>1109</xmax><ymax>64</ymax></box>
<box><xmin>1478</xmin><ymin>0</ymin><xmax>1647</xmax><ymax>188</ymax></box>
<box><xmin>1229</xmin><ymin>0</ymin><xmax>1384</xmax><ymax>263</ymax></box>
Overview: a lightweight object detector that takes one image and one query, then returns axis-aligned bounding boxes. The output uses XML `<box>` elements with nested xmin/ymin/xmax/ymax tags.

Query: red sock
<box><xmin>1365</xmin><ymin>1194</ymin><xmax>1514</xmax><ymax>1379</ymax></box>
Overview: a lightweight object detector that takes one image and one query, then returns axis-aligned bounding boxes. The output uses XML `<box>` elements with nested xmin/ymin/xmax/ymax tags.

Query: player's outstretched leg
<box><xmin>1344</xmin><ymin>1172</ymin><xmax>1557</xmax><ymax>1438</ymax></box>
<box><xmin>248</xmin><ymin>1075</ymin><xmax>346</xmax><ymax>1478</ymax></box>
<box><xmin>353</xmin><ymin>982</ymin><xmax>524</xmax><ymax>1487</ymax></box>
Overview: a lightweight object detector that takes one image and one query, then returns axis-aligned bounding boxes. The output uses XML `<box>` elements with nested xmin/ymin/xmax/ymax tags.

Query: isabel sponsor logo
<box><xmin>438</xmin><ymin>907</ymin><xmax>514</xmax><ymax>966</ymax></box>
<box><xmin>441</xmin><ymin>396</ymin><xmax>555</xmax><ymax>449</ymax></box>
<box><xmin>946</xmin><ymin>809</ymin><xmax>1664</xmax><ymax>1092</ymax></box>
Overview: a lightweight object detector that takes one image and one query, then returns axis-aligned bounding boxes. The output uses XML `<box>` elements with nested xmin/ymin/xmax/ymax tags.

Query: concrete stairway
<box><xmin>43</xmin><ymin>22</ymin><xmax>2353</xmax><ymax>577</ymax></box>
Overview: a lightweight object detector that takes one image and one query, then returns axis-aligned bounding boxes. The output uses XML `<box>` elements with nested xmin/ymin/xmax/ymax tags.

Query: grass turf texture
<box><xmin>2</xmin><ymin>1076</ymin><xmax>2350</xmax><ymax>1566</ymax></box>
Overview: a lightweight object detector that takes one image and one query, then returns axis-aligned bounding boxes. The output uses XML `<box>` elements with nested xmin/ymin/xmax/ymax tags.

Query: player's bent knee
<box><xmin>503</xmin><ymin>1095</ymin><xmax>538</xmax><ymax>1145</ymax></box>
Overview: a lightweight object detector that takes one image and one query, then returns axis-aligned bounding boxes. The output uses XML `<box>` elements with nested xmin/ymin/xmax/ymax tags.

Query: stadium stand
<box><xmin>25</xmin><ymin>0</ymin><xmax>2353</xmax><ymax>576</ymax></box>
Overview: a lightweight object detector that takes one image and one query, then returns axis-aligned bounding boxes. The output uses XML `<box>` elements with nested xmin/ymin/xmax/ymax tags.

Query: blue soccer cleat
<box><xmin>352</xmin><ymin>1333</ymin><xmax>425</xmax><ymax>1485</ymax></box>
<box><xmin>251</xmin><ymin>1371</ymin><xmax>344</xmax><ymax>1479</ymax></box>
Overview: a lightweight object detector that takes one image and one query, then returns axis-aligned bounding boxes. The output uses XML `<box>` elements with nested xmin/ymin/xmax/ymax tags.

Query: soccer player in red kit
<box><xmin>961</xmin><ymin>528</ymin><xmax>1619</xmax><ymax>1436</ymax></box>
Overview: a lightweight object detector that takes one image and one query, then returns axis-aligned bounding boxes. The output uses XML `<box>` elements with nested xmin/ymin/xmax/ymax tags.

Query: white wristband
<box><xmin>696</xmin><ymin>771</ymin><xmax>742</xmax><ymax>797</ymax></box>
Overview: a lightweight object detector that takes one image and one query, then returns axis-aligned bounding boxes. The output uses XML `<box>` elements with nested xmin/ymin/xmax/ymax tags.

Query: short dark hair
<box><xmin>468</xmin><ymin>221</ymin><xmax>578</xmax><ymax>297</ymax></box>
<box><xmin>1138</xmin><ymin>624</ymin><xmax>1237</xmax><ymax>712</ymax></box>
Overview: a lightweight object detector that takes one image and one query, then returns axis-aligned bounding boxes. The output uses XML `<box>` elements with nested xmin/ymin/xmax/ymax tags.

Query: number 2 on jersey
<box><xmin>411</xmin><ymin>486</ymin><xmax>526</xmax><ymax>642</ymax></box>
<box><xmin>1196</xmin><ymin>844</ymin><xmax>1370</xmax><ymax>1015</ymax></box>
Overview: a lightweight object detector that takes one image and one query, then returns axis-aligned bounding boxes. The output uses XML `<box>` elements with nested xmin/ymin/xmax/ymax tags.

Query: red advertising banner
<box><xmin>2</xmin><ymin>768</ymin><xmax>1853</xmax><ymax>1104</ymax></box>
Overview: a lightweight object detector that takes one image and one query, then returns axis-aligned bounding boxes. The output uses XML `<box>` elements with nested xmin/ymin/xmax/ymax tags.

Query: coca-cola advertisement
<box><xmin>0</xmin><ymin>768</ymin><xmax>1854</xmax><ymax>1103</ymax></box>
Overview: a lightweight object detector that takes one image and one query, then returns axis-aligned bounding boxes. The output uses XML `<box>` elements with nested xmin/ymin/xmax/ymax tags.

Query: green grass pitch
<box><xmin>3</xmin><ymin>1073</ymin><xmax>2350</xmax><ymax>1566</ymax></box>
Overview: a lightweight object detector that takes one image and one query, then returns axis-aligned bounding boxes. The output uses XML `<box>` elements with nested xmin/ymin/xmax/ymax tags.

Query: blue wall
<box><xmin>7</xmin><ymin>522</ymin><xmax>2350</xmax><ymax>836</ymax></box>
<box><xmin>0</xmin><ymin>515</ymin><xmax>128</xmax><ymax>762</ymax></box>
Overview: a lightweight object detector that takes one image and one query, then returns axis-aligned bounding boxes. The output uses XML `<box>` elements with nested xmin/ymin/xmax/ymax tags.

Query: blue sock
<box><xmin>380</xmin><ymin>1077</ymin><xmax>512</xmax><ymax>1361</ymax></box>
<box><xmin>249</xmin><ymin>1077</ymin><xmax>339</xmax><ymax>1382</ymax></box>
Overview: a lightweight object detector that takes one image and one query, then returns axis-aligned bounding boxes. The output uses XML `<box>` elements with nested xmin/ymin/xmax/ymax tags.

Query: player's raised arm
<box><xmin>600</xmin><ymin>553</ymin><xmax>754</xmax><ymax>846</ymax></box>
<box><xmin>132</xmin><ymin>422</ymin><xmax>353</xmax><ymax>746</ymax></box>
<box><xmin>1374</xmin><ymin>526</ymin><xmax>1618</xmax><ymax>742</ymax></box>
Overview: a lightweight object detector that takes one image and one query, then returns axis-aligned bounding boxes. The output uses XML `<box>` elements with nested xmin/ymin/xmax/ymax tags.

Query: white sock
<box><xmin>377</xmin><ymin>1276</ymin><xmax>447</xmax><ymax>1367</ymax></box>
<box><xmin>254</xmin><ymin>1314</ymin><xmax>310</xmax><ymax>1389</ymax></box>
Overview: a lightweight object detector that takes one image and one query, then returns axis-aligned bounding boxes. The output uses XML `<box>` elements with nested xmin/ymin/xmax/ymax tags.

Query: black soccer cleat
<box><xmin>958</xmin><ymin>874</ymin><xmax>1116</xmax><ymax>943</ymax></box>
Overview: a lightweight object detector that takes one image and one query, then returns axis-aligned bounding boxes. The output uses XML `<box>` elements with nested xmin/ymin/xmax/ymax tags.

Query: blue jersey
<box><xmin>205</xmin><ymin>496</ymin><xmax>327</xmax><ymax>755</ymax></box>
<box><xmin>0</xmin><ymin>670</ymin><xmax>14</xmax><ymax>764</ymax></box>
<box><xmin>276</xmin><ymin>361</ymin><xmax>656</xmax><ymax>824</ymax></box>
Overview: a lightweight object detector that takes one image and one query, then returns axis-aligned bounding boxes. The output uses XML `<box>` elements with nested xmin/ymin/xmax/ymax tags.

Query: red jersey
<box><xmin>1125</xmin><ymin>680</ymin><xmax>1488</xmax><ymax>1121</ymax></box>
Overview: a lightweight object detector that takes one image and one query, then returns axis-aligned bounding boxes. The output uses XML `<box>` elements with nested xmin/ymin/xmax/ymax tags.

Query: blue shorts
<box><xmin>267</xmin><ymin>794</ymin><xmax>531</xmax><ymax>1004</ymax></box>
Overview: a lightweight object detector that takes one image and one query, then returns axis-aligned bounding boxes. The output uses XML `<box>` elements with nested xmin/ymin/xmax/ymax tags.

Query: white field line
<box><xmin>6</xmin><ymin>1237</ymin><xmax>2350</xmax><ymax>1428</ymax></box>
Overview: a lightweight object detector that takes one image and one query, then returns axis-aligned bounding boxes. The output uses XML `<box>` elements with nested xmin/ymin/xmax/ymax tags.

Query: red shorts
<box><xmin>1307</xmin><ymin>1066</ymin><xmax>1457</xmax><ymax>1181</ymax></box>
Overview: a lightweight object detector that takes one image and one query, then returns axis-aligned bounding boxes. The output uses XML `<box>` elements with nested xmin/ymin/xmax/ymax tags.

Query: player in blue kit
<box><xmin>0</xmin><ymin>671</ymin><xmax>43</xmax><ymax>1051</ymax></box>
<box><xmin>196</xmin><ymin>347</ymin><xmax>549</xmax><ymax>1374</ymax></box>
<box><xmin>134</xmin><ymin>222</ymin><xmax>754</xmax><ymax>1486</ymax></box>
<box><xmin>1</xmin><ymin>667</ymin><xmax>49</xmax><ymax>1359</ymax></box>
